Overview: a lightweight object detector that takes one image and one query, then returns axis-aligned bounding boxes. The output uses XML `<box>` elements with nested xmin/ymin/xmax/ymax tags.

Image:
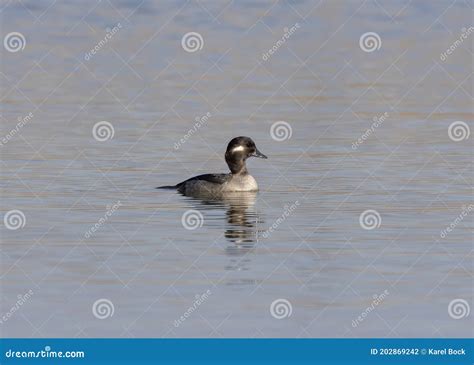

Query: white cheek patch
<box><xmin>231</xmin><ymin>145</ymin><xmax>246</xmax><ymax>153</ymax></box>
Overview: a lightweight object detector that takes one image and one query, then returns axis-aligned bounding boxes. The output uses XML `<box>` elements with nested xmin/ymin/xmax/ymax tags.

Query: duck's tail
<box><xmin>156</xmin><ymin>185</ymin><xmax>177</xmax><ymax>189</ymax></box>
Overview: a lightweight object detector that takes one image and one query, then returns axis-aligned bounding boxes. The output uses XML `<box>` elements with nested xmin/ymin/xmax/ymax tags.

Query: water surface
<box><xmin>0</xmin><ymin>0</ymin><xmax>472</xmax><ymax>337</ymax></box>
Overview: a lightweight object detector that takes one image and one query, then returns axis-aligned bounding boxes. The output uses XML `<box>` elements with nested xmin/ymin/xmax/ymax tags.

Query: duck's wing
<box><xmin>157</xmin><ymin>174</ymin><xmax>231</xmax><ymax>190</ymax></box>
<box><xmin>176</xmin><ymin>174</ymin><xmax>232</xmax><ymax>196</ymax></box>
<box><xmin>157</xmin><ymin>174</ymin><xmax>232</xmax><ymax>189</ymax></box>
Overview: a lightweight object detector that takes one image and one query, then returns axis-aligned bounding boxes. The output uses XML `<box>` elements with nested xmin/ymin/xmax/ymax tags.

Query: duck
<box><xmin>157</xmin><ymin>136</ymin><xmax>267</xmax><ymax>195</ymax></box>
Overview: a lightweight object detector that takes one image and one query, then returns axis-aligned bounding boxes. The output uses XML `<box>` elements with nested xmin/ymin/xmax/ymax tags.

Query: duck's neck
<box><xmin>226</xmin><ymin>155</ymin><xmax>248</xmax><ymax>175</ymax></box>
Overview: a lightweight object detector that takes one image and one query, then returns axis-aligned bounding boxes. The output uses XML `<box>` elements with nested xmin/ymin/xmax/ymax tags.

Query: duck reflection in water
<box><xmin>181</xmin><ymin>191</ymin><xmax>263</xmax><ymax>255</ymax></box>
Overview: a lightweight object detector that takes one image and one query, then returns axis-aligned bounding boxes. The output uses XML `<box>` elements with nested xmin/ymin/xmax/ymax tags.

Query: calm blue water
<box><xmin>0</xmin><ymin>0</ymin><xmax>472</xmax><ymax>338</ymax></box>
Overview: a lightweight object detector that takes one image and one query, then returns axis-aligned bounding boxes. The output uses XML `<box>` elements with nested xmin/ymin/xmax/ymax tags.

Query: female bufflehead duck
<box><xmin>158</xmin><ymin>136</ymin><xmax>267</xmax><ymax>195</ymax></box>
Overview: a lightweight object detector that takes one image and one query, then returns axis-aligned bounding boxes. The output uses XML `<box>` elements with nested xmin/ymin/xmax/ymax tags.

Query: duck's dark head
<box><xmin>225</xmin><ymin>136</ymin><xmax>267</xmax><ymax>175</ymax></box>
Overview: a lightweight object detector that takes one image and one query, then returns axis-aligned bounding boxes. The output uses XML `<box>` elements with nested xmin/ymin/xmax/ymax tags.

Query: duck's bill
<box><xmin>252</xmin><ymin>148</ymin><xmax>268</xmax><ymax>159</ymax></box>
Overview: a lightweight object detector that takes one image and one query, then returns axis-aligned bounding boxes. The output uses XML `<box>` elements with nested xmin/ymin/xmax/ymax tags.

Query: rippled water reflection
<box><xmin>1</xmin><ymin>1</ymin><xmax>472</xmax><ymax>337</ymax></box>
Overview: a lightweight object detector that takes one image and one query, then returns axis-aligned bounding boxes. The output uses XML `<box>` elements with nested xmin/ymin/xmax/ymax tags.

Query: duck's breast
<box><xmin>224</xmin><ymin>175</ymin><xmax>258</xmax><ymax>192</ymax></box>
